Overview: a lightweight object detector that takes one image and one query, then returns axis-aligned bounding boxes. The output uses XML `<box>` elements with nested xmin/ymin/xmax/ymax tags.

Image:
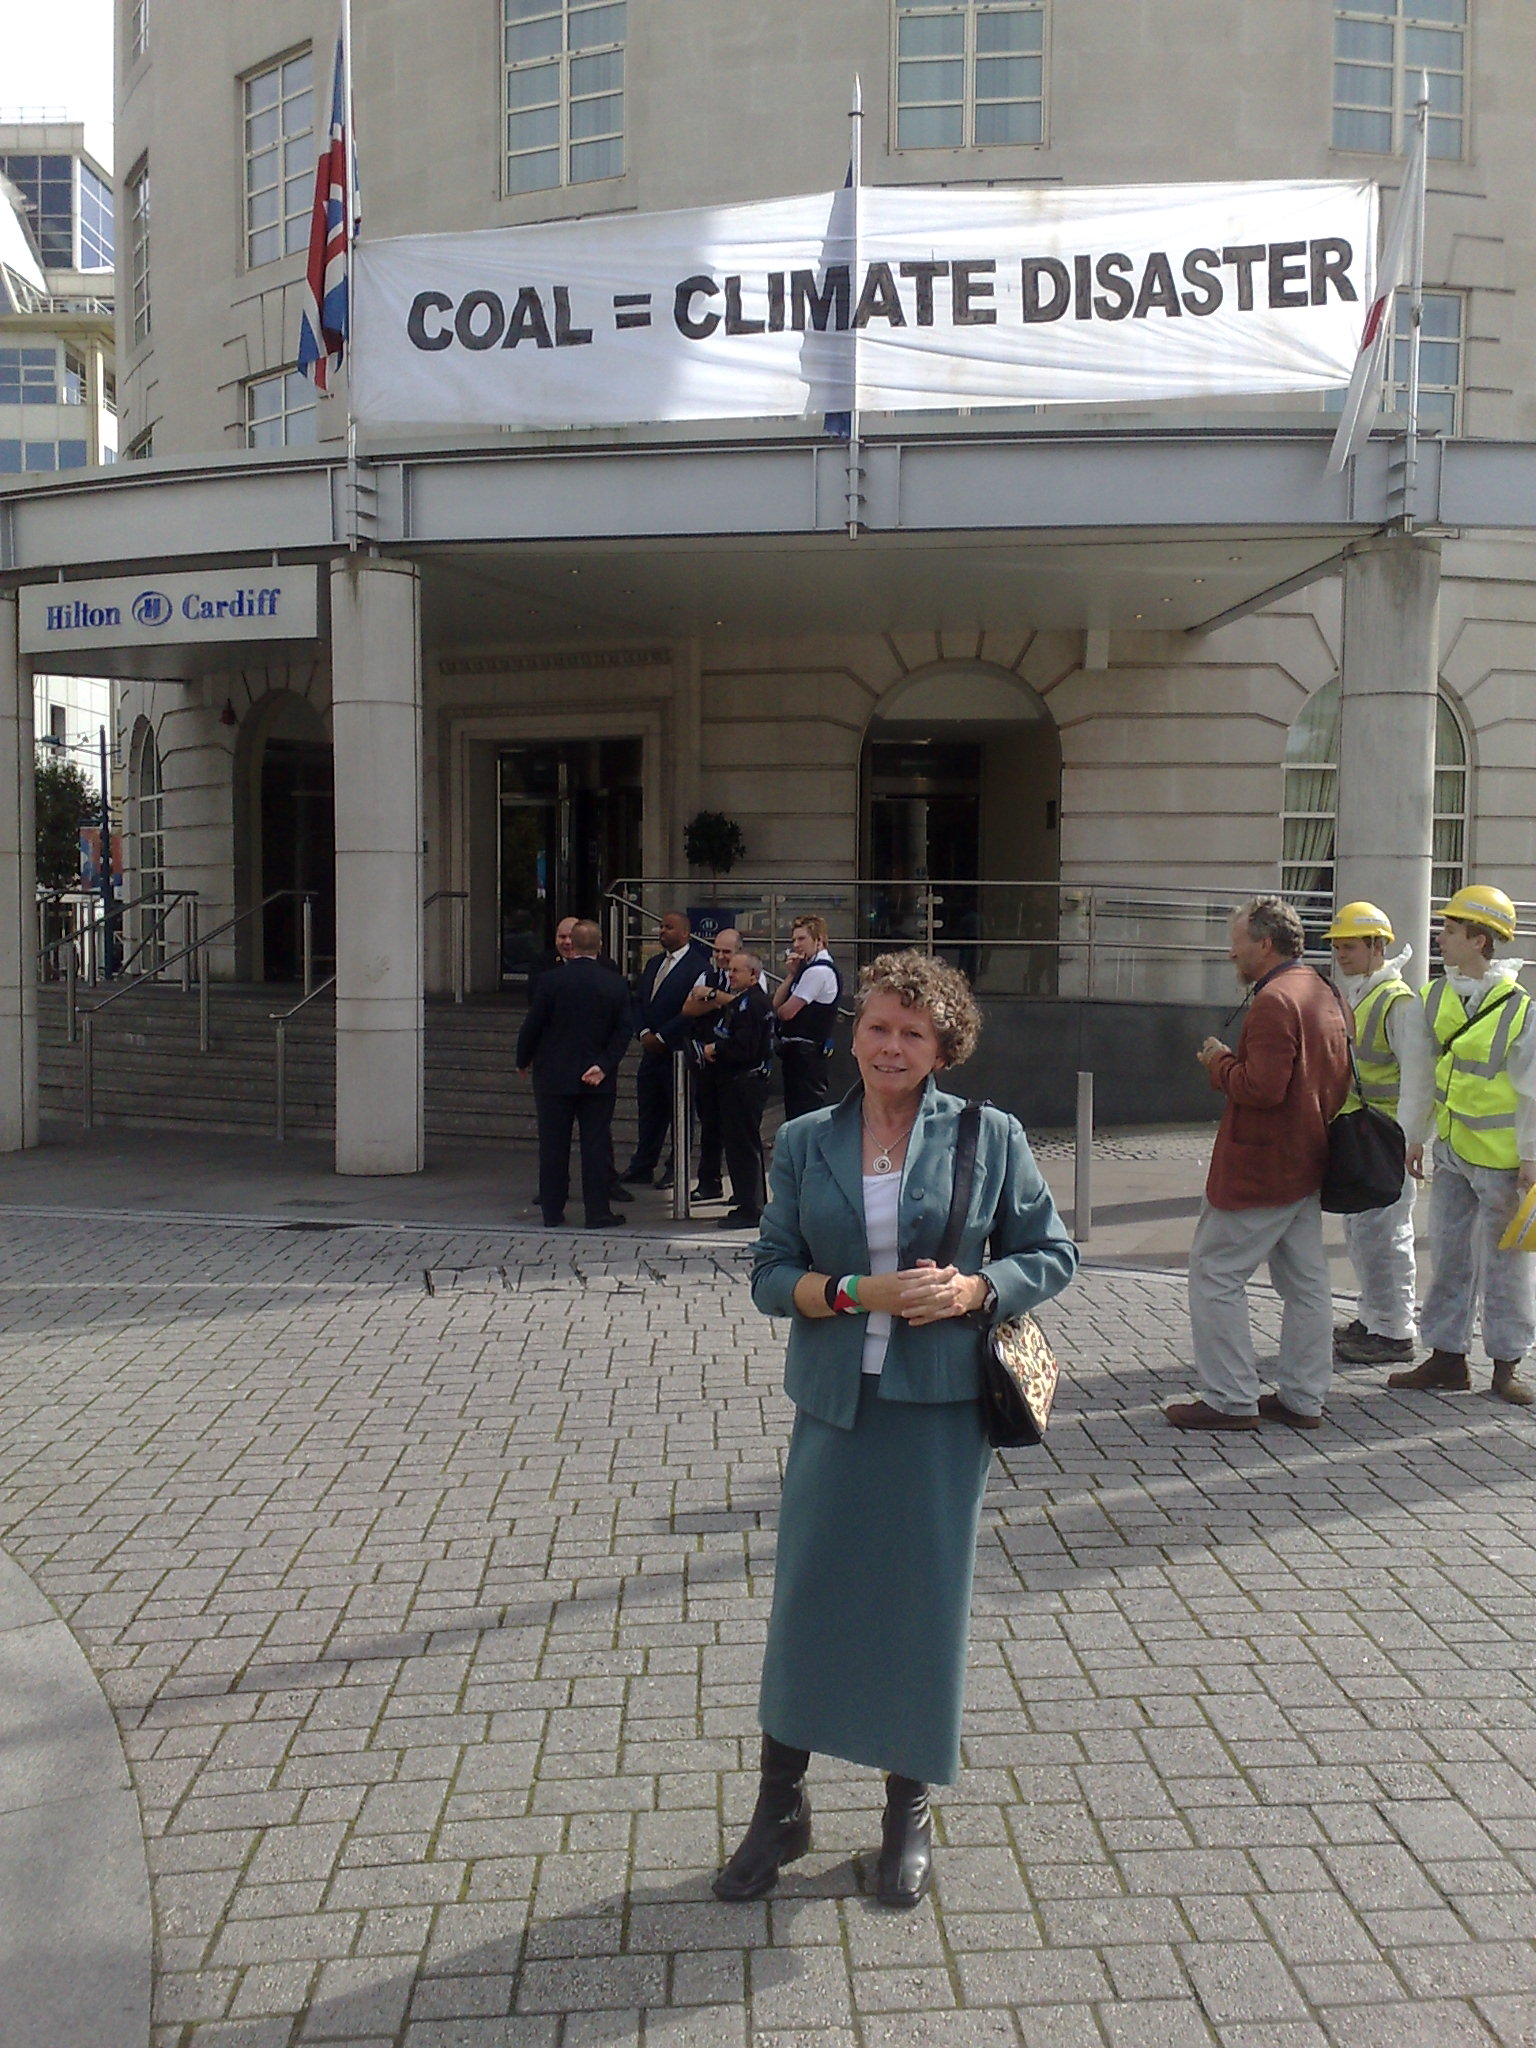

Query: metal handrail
<box><xmin>272</xmin><ymin>974</ymin><xmax>338</xmax><ymax>1141</ymax></box>
<box><xmin>424</xmin><ymin>888</ymin><xmax>468</xmax><ymax>1005</ymax></box>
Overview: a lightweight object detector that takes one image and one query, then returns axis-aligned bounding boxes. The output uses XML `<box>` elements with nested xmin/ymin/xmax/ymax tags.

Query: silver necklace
<box><xmin>863</xmin><ymin>1111</ymin><xmax>916</xmax><ymax>1175</ymax></box>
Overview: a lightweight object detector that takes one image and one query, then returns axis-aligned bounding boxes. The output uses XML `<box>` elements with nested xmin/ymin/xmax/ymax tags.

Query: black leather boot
<box><xmin>712</xmin><ymin>1734</ymin><xmax>812</xmax><ymax>1901</ymax></box>
<box><xmin>876</xmin><ymin>1774</ymin><xmax>933</xmax><ymax>1908</ymax></box>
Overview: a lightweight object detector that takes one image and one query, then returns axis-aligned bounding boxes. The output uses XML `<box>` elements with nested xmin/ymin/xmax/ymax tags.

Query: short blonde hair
<box><xmin>791</xmin><ymin>913</ymin><xmax>828</xmax><ymax>949</ymax></box>
<box><xmin>855</xmin><ymin>951</ymin><xmax>982</xmax><ymax>1067</ymax></box>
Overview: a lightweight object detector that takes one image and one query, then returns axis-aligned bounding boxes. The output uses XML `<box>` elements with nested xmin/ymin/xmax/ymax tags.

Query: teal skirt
<box><xmin>758</xmin><ymin>1375</ymin><xmax>992</xmax><ymax>1785</ymax></box>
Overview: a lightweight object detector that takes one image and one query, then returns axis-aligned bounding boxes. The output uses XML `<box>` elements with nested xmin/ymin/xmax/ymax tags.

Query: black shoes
<box><xmin>876</xmin><ymin>1775</ymin><xmax>933</xmax><ymax>1908</ymax></box>
<box><xmin>581</xmin><ymin>1212</ymin><xmax>627</xmax><ymax>1229</ymax></box>
<box><xmin>713</xmin><ymin>1736</ymin><xmax>812</xmax><ymax>1901</ymax></box>
<box><xmin>719</xmin><ymin>1210</ymin><xmax>760</xmax><ymax>1229</ymax></box>
<box><xmin>541</xmin><ymin>1214</ymin><xmax>565</xmax><ymax>1228</ymax></box>
<box><xmin>607</xmin><ymin>1180</ymin><xmax>634</xmax><ymax>1204</ymax></box>
<box><xmin>691</xmin><ymin>1183</ymin><xmax>724</xmax><ymax>1202</ymax></box>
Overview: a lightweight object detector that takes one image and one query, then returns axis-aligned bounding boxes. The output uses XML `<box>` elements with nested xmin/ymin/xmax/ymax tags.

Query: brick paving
<box><xmin>2</xmin><ymin>1213</ymin><xmax>1536</xmax><ymax>2046</ymax></box>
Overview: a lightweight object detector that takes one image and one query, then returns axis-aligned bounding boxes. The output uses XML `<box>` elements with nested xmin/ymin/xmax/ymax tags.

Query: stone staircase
<box><xmin>36</xmin><ymin>983</ymin><xmax>644</xmax><ymax>1150</ymax></box>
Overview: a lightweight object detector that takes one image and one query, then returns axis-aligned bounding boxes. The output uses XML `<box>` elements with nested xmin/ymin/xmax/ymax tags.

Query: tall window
<box><xmin>504</xmin><ymin>0</ymin><xmax>625</xmax><ymax>195</ymax></box>
<box><xmin>1390</xmin><ymin>290</ymin><xmax>1464</xmax><ymax>434</ymax></box>
<box><xmin>894</xmin><ymin>0</ymin><xmax>1046</xmax><ymax>150</ymax></box>
<box><xmin>131</xmin><ymin>724</ymin><xmax>165</xmax><ymax>971</ymax></box>
<box><xmin>1333</xmin><ymin>0</ymin><xmax>1466</xmax><ymax>161</ymax></box>
<box><xmin>244</xmin><ymin>51</ymin><xmax>315</xmax><ymax>267</ymax></box>
<box><xmin>130</xmin><ymin>0</ymin><xmax>149</xmax><ymax>60</ymax></box>
<box><xmin>246</xmin><ymin>368</ymin><xmax>318</xmax><ymax>448</ymax></box>
<box><xmin>78</xmin><ymin>162</ymin><xmax>114</xmax><ymax>269</ymax></box>
<box><xmin>127</xmin><ymin>160</ymin><xmax>151</xmax><ymax>346</ymax></box>
<box><xmin>0</xmin><ymin>154</ymin><xmax>114</xmax><ymax>271</ymax></box>
<box><xmin>1282</xmin><ymin>679</ymin><xmax>1469</xmax><ymax>903</ymax></box>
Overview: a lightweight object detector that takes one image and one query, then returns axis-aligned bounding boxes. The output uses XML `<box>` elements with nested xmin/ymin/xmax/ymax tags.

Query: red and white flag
<box><xmin>297</xmin><ymin>35</ymin><xmax>357</xmax><ymax>392</ymax></box>
<box><xmin>1326</xmin><ymin>134</ymin><xmax>1426</xmax><ymax>474</ymax></box>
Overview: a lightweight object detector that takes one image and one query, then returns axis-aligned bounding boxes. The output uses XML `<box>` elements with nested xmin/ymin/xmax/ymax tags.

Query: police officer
<box><xmin>1327</xmin><ymin>902</ymin><xmax>1434</xmax><ymax>1366</ymax></box>
<box><xmin>772</xmin><ymin>915</ymin><xmax>841</xmax><ymax>1123</ymax></box>
<box><xmin>704</xmin><ymin>948</ymin><xmax>776</xmax><ymax>1228</ymax></box>
<box><xmin>1390</xmin><ymin>884</ymin><xmax>1536</xmax><ymax>1405</ymax></box>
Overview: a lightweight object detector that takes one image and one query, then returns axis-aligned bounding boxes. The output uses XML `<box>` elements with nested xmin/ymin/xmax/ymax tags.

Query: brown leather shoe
<box><xmin>1387</xmin><ymin>1350</ymin><xmax>1471</xmax><ymax>1392</ymax></box>
<box><xmin>1492</xmin><ymin>1361</ymin><xmax>1535</xmax><ymax>1407</ymax></box>
<box><xmin>1165</xmin><ymin>1400</ymin><xmax>1259</xmax><ymax>1431</ymax></box>
<box><xmin>1258</xmin><ymin>1393</ymin><xmax>1323</xmax><ymax>1430</ymax></box>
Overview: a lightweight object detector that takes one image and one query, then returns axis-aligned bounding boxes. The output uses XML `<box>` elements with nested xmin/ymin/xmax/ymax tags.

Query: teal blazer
<box><xmin>751</xmin><ymin>1079</ymin><xmax>1079</xmax><ymax>1430</ymax></box>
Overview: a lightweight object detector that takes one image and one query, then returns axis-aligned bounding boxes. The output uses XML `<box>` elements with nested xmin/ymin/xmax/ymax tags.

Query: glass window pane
<box><xmin>1418</xmin><ymin>389</ymin><xmax>1456</xmax><ymax>433</ymax></box>
<box><xmin>1422</xmin><ymin>294</ymin><xmax>1461</xmax><ymax>338</ymax></box>
<box><xmin>1335</xmin><ymin>19</ymin><xmax>1395</xmax><ymax>58</ymax></box>
<box><xmin>283</xmin><ymin>212</ymin><xmax>308</xmax><ymax>256</ymax></box>
<box><xmin>1404</xmin><ymin>25</ymin><xmax>1461</xmax><ymax>65</ymax></box>
<box><xmin>1412</xmin><ymin>0</ymin><xmax>1465</xmax><ymax>20</ymax></box>
<box><xmin>248</xmin><ymin>224</ymin><xmax>280</xmax><ymax>265</ymax></box>
<box><xmin>898</xmin><ymin>104</ymin><xmax>965</xmax><ymax>148</ymax></box>
<box><xmin>1427</xmin><ymin>116</ymin><xmax>1462</xmax><ymax>158</ymax></box>
<box><xmin>1286</xmin><ymin>681</ymin><xmax>1341</xmax><ymax>766</ymax></box>
<box><xmin>1427</xmin><ymin>70</ymin><xmax>1462</xmax><ymax>111</ymax></box>
<box><xmin>248</xmin><ymin>145</ymin><xmax>279</xmax><ymax>188</ymax></box>
<box><xmin>507</xmin><ymin>0</ymin><xmax>559</xmax><ymax>16</ymax></box>
<box><xmin>975</xmin><ymin>98</ymin><xmax>1042</xmax><ymax>144</ymax></box>
<box><xmin>976</xmin><ymin>10</ymin><xmax>1044</xmax><ymax>53</ymax></box>
<box><xmin>1334</xmin><ymin>62</ymin><xmax>1394</xmax><ymax>105</ymax></box>
<box><xmin>571</xmin><ymin>93</ymin><xmax>623</xmax><ymax>139</ymax></box>
<box><xmin>1342</xmin><ymin>0</ymin><xmax>1395</xmax><ymax>13</ymax></box>
<box><xmin>508</xmin><ymin>61</ymin><xmax>560</xmax><ymax>107</ymax></box>
<box><xmin>247</xmin><ymin>69</ymin><xmax>279</xmax><ymax>111</ymax></box>
<box><xmin>285</xmin><ymin>405</ymin><xmax>317</xmax><ymax>447</ymax></box>
<box><xmin>248</xmin><ymin>416</ymin><xmax>283</xmax><ymax>450</ymax></box>
<box><xmin>23</xmin><ymin>443</ymin><xmax>57</xmax><ymax>471</ymax></box>
<box><xmin>508</xmin><ymin>104</ymin><xmax>561</xmax><ymax>149</ymax></box>
<box><xmin>248</xmin><ymin>381</ymin><xmax>280</xmax><ymax>420</ymax></box>
<box><xmin>976</xmin><ymin>55</ymin><xmax>1042</xmax><ymax>97</ymax></box>
<box><xmin>507</xmin><ymin>17</ymin><xmax>562</xmax><ymax>60</ymax></box>
<box><xmin>899</xmin><ymin>59</ymin><xmax>965</xmax><ymax>102</ymax></box>
<box><xmin>570</xmin><ymin>3</ymin><xmax>626</xmax><ymax>49</ymax></box>
<box><xmin>284</xmin><ymin>136</ymin><xmax>313</xmax><ymax>177</ymax></box>
<box><xmin>1418</xmin><ymin>339</ymin><xmax>1460</xmax><ymax>385</ymax></box>
<box><xmin>571</xmin><ymin>135</ymin><xmax>623</xmax><ymax>182</ymax></box>
<box><xmin>58</xmin><ymin>440</ymin><xmax>88</xmax><ymax>469</ymax></box>
<box><xmin>247</xmin><ymin>104</ymin><xmax>280</xmax><ymax>149</ymax></box>
<box><xmin>1333</xmin><ymin>106</ymin><xmax>1394</xmax><ymax>151</ymax></box>
<box><xmin>571</xmin><ymin>49</ymin><xmax>623</xmax><ymax>92</ymax></box>
<box><xmin>248</xmin><ymin>186</ymin><xmax>280</xmax><ymax>229</ymax></box>
<box><xmin>508</xmin><ymin>147</ymin><xmax>560</xmax><ymax>192</ymax></box>
<box><xmin>284</xmin><ymin>50</ymin><xmax>313</xmax><ymax>92</ymax></box>
<box><xmin>282</xmin><ymin>89</ymin><xmax>313</xmax><ymax>137</ymax></box>
<box><xmin>898</xmin><ymin>14</ymin><xmax>965</xmax><ymax>55</ymax></box>
<box><xmin>0</xmin><ymin>443</ymin><xmax>19</xmax><ymax>473</ymax></box>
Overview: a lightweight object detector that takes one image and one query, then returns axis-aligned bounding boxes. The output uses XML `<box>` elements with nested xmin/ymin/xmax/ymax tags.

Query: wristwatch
<box><xmin>969</xmin><ymin>1276</ymin><xmax>999</xmax><ymax>1325</ymax></box>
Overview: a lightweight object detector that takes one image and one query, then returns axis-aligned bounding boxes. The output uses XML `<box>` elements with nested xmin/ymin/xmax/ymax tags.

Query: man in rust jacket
<box><xmin>1167</xmin><ymin>895</ymin><xmax>1352</xmax><ymax>1432</ymax></box>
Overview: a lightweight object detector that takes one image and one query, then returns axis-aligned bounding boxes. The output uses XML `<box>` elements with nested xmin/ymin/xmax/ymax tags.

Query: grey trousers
<box><xmin>1342</xmin><ymin>1172</ymin><xmax>1419</xmax><ymax>1340</ymax></box>
<box><xmin>1420</xmin><ymin>1139</ymin><xmax>1536</xmax><ymax>1363</ymax></box>
<box><xmin>1187</xmin><ymin>1194</ymin><xmax>1335</xmax><ymax>1417</ymax></box>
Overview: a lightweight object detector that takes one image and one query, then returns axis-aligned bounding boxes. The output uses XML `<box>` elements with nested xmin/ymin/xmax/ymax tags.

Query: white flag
<box><xmin>1326</xmin><ymin>135</ymin><xmax>1426</xmax><ymax>474</ymax></box>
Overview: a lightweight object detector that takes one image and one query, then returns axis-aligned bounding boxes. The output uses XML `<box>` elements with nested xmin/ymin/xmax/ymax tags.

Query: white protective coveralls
<box><xmin>1419</xmin><ymin>959</ymin><xmax>1536</xmax><ymax>1363</ymax></box>
<box><xmin>1338</xmin><ymin>946</ymin><xmax>1435</xmax><ymax>1342</ymax></box>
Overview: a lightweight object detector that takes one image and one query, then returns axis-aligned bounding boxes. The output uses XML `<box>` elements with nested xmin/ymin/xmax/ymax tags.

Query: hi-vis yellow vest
<box><xmin>1352</xmin><ymin>975</ymin><xmax>1413</xmax><ymax>1116</ymax></box>
<box><xmin>1425</xmin><ymin>976</ymin><xmax>1531</xmax><ymax>1170</ymax></box>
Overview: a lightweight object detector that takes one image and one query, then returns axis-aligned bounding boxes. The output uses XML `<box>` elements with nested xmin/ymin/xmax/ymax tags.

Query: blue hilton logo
<box><xmin>132</xmin><ymin>589</ymin><xmax>174</xmax><ymax>627</ymax></box>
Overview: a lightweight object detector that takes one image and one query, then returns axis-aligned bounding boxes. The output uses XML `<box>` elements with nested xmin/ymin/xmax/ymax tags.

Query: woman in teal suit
<box><xmin>713</xmin><ymin>951</ymin><xmax>1077</xmax><ymax>1909</ymax></box>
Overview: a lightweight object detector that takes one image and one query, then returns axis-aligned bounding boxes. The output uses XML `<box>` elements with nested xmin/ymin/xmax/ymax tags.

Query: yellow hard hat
<box><xmin>1442</xmin><ymin>883</ymin><xmax>1519</xmax><ymax>942</ymax></box>
<box><xmin>1325</xmin><ymin>901</ymin><xmax>1394</xmax><ymax>944</ymax></box>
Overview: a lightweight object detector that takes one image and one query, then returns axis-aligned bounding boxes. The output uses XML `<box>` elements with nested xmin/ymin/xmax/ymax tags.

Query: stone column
<box><xmin>330</xmin><ymin>558</ymin><xmax>424</xmax><ymax>1174</ymax></box>
<box><xmin>1335</xmin><ymin>536</ymin><xmax>1442</xmax><ymax>981</ymax></box>
<box><xmin>0</xmin><ymin>596</ymin><xmax>37</xmax><ymax>1151</ymax></box>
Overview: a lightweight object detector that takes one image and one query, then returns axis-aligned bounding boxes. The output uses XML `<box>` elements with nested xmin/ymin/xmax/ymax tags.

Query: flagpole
<box><xmin>341</xmin><ymin>0</ymin><xmax>359</xmax><ymax>551</ymax></box>
<box><xmin>846</xmin><ymin>74</ymin><xmax>863</xmax><ymax>542</ymax></box>
<box><xmin>1401</xmin><ymin>69</ymin><xmax>1430</xmax><ymax>530</ymax></box>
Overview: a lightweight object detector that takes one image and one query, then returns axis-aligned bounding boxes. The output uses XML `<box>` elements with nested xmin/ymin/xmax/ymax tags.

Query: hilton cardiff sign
<box><xmin>19</xmin><ymin>567</ymin><xmax>320</xmax><ymax>656</ymax></box>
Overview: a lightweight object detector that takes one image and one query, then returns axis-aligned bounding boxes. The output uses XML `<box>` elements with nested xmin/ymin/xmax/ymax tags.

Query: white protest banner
<box><xmin>351</xmin><ymin>179</ymin><xmax>1375</xmax><ymax>431</ymax></box>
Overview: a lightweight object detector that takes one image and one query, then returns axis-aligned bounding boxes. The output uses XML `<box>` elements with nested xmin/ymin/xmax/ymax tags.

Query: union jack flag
<box><xmin>297</xmin><ymin>36</ymin><xmax>356</xmax><ymax>392</ymax></box>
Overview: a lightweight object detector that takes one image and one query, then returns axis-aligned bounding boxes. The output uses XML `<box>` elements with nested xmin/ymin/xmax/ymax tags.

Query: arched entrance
<box><xmin>234</xmin><ymin>691</ymin><xmax>335</xmax><ymax>983</ymax></box>
<box><xmin>862</xmin><ymin>662</ymin><xmax>1061</xmax><ymax>993</ymax></box>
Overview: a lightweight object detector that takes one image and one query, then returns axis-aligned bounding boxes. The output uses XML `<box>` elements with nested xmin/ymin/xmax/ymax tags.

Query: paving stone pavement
<box><xmin>4</xmin><ymin>1212</ymin><xmax>1536</xmax><ymax>2047</ymax></box>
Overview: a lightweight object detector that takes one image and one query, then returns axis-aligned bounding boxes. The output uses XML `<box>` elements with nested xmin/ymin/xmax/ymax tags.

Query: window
<box><xmin>504</xmin><ymin>0</ymin><xmax>625</xmax><ymax>196</ymax></box>
<box><xmin>49</xmin><ymin>705</ymin><xmax>66</xmax><ymax>745</ymax></box>
<box><xmin>131</xmin><ymin>724</ymin><xmax>165</xmax><ymax>971</ymax></box>
<box><xmin>0</xmin><ymin>153</ymin><xmax>113</xmax><ymax>270</ymax></box>
<box><xmin>78</xmin><ymin>162</ymin><xmax>113</xmax><ymax>270</ymax></box>
<box><xmin>1281</xmin><ymin>679</ymin><xmax>1469</xmax><ymax>902</ymax></box>
<box><xmin>1389</xmin><ymin>290</ymin><xmax>1464</xmax><ymax>434</ymax></box>
<box><xmin>0</xmin><ymin>347</ymin><xmax>58</xmax><ymax>404</ymax></box>
<box><xmin>244</xmin><ymin>50</ymin><xmax>315</xmax><ymax>267</ymax></box>
<box><xmin>130</xmin><ymin>0</ymin><xmax>149</xmax><ymax>60</ymax></box>
<box><xmin>245</xmin><ymin>368</ymin><xmax>318</xmax><ymax>448</ymax></box>
<box><xmin>126</xmin><ymin>429</ymin><xmax>153</xmax><ymax>460</ymax></box>
<box><xmin>127</xmin><ymin>160</ymin><xmax>150</xmax><ymax>345</ymax></box>
<box><xmin>1333</xmin><ymin>0</ymin><xmax>1466</xmax><ymax>161</ymax></box>
<box><xmin>894</xmin><ymin>0</ymin><xmax>1045</xmax><ymax>150</ymax></box>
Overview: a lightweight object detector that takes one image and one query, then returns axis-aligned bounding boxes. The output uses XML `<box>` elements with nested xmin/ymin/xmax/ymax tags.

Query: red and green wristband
<box><xmin>823</xmin><ymin>1273</ymin><xmax>866</xmax><ymax>1315</ymax></box>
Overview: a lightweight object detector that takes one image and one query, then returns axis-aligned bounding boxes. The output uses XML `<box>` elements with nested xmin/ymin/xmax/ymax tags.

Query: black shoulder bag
<box><xmin>937</xmin><ymin>1102</ymin><xmax>1062</xmax><ymax>1449</ymax></box>
<box><xmin>1318</xmin><ymin>974</ymin><xmax>1407</xmax><ymax>1215</ymax></box>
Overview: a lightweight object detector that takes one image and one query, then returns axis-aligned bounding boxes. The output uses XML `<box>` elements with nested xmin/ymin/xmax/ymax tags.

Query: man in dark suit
<box><xmin>622</xmin><ymin>908</ymin><xmax>712</xmax><ymax>1187</ymax></box>
<box><xmin>516</xmin><ymin>920</ymin><xmax>633</xmax><ymax>1229</ymax></box>
<box><xmin>703</xmin><ymin>949</ymin><xmax>776</xmax><ymax>1227</ymax></box>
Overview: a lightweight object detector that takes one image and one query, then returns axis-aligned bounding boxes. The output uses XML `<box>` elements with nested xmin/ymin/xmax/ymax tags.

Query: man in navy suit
<box><xmin>516</xmin><ymin>920</ymin><xmax>633</xmax><ymax>1229</ymax></box>
<box><xmin>622</xmin><ymin>908</ymin><xmax>712</xmax><ymax>1187</ymax></box>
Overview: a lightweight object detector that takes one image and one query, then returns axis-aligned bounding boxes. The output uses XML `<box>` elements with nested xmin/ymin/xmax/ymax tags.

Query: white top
<box><xmin>861</xmin><ymin>1170</ymin><xmax>901</xmax><ymax>1376</ymax></box>
<box><xmin>791</xmin><ymin>958</ymin><xmax>839</xmax><ymax>1009</ymax></box>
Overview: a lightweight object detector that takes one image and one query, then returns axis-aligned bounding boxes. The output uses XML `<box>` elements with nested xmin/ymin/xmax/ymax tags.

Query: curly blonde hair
<box><xmin>854</xmin><ymin>951</ymin><xmax>982</xmax><ymax>1067</ymax></box>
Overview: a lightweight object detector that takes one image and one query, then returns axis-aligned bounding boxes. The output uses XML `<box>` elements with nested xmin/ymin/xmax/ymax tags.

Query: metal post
<box><xmin>275</xmin><ymin>1019</ymin><xmax>288</xmax><ymax>1141</ymax></box>
<box><xmin>1074</xmin><ymin>1069</ymin><xmax>1093</xmax><ymax>1243</ymax></box>
<box><xmin>302</xmin><ymin>896</ymin><xmax>314</xmax><ymax>998</ymax></box>
<box><xmin>1086</xmin><ymin>889</ymin><xmax>1099</xmax><ymax>1000</ymax></box>
<box><xmin>671</xmin><ymin>1051</ymin><xmax>693</xmax><ymax>1223</ymax></box>
<box><xmin>98</xmin><ymin>725</ymin><xmax>114</xmax><ymax>979</ymax></box>
<box><xmin>65</xmin><ymin>941</ymin><xmax>77</xmax><ymax>1046</ymax></box>
<box><xmin>199</xmin><ymin>953</ymin><xmax>210</xmax><ymax>1053</ymax></box>
<box><xmin>924</xmin><ymin>888</ymin><xmax>943</xmax><ymax>957</ymax></box>
<box><xmin>454</xmin><ymin>896</ymin><xmax>465</xmax><ymax>1005</ymax></box>
<box><xmin>81</xmin><ymin>1015</ymin><xmax>94</xmax><ymax>1129</ymax></box>
<box><xmin>180</xmin><ymin>897</ymin><xmax>193</xmax><ymax>992</ymax></box>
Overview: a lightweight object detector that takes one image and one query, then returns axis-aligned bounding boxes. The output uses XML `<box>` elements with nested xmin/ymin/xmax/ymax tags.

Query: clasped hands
<box><xmin>857</xmin><ymin>1258</ymin><xmax>989</xmax><ymax>1326</ymax></box>
<box><xmin>1196</xmin><ymin>1036</ymin><xmax>1229</xmax><ymax>1072</ymax></box>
